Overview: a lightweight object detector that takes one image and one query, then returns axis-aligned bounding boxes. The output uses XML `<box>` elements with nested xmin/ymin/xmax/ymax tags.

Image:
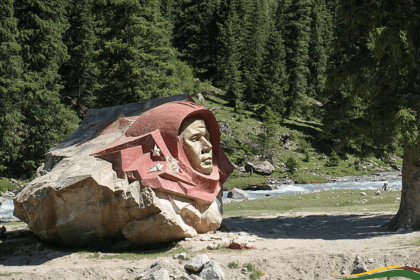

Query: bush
<box><xmin>286</xmin><ymin>156</ymin><xmax>298</xmax><ymax>174</ymax></box>
<box><xmin>303</xmin><ymin>150</ymin><xmax>310</xmax><ymax>162</ymax></box>
<box><xmin>0</xmin><ymin>178</ymin><xmax>14</xmax><ymax>194</ymax></box>
<box><xmin>326</xmin><ymin>151</ymin><xmax>340</xmax><ymax>167</ymax></box>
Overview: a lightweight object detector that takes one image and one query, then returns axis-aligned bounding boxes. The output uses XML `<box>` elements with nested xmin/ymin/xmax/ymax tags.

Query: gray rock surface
<box><xmin>143</xmin><ymin>269</ymin><xmax>170</xmax><ymax>280</ymax></box>
<box><xmin>227</xmin><ymin>188</ymin><xmax>249</xmax><ymax>200</ymax></box>
<box><xmin>199</xmin><ymin>262</ymin><xmax>225</xmax><ymax>280</ymax></box>
<box><xmin>245</xmin><ymin>161</ymin><xmax>275</xmax><ymax>175</ymax></box>
<box><xmin>184</xmin><ymin>254</ymin><xmax>210</xmax><ymax>273</ymax></box>
<box><xmin>351</xmin><ymin>263</ymin><xmax>368</xmax><ymax>275</ymax></box>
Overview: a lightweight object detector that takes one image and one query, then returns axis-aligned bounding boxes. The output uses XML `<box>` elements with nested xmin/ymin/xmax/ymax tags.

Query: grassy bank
<box><xmin>196</xmin><ymin>92</ymin><xmax>403</xmax><ymax>191</ymax></box>
<box><xmin>223</xmin><ymin>189</ymin><xmax>401</xmax><ymax>217</ymax></box>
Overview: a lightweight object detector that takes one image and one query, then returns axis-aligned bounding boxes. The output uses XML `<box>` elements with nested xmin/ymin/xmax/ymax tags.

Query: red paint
<box><xmin>92</xmin><ymin>101</ymin><xmax>234</xmax><ymax>204</ymax></box>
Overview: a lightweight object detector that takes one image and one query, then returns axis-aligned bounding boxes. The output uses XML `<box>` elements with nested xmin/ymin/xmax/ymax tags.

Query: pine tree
<box><xmin>171</xmin><ymin>0</ymin><xmax>221</xmax><ymax>81</ymax></box>
<box><xmin>59</xmin><ymin>0</ymin><xmax>100</xmax><ymax>118</ymax></box>
<box><xmin>323</xmin><ymin>0</ymin><xmax>420</xmax><ymax>230</ymax></box>
<box><xmin>284</xmin><ymin>0</ymin><xmax>313</xmax><ymax>116</ymax></box>
<box><xmin>308</xmin><ymin>0</ymin><xmax>332</xmax><ymax>98</ymax></box>
<box><xmin>11</xmin><ymin>0</ymin><xmax>80</xmax><ymax>174</ymax></box>
<box><xmin>0</xmin><ymin>0</ymin><xmax>25</xmax><ymax>174</ymax></box>
<box><xmin>257</xmin><ymin>0</ymin><xmax>288</xmax><ymax>114</ymax></box>
<box><xmin>216</xmin><ymin>0</ymin><xmax>243</xmax><ymax>106</ymax></box>
<box><xmin>241</xmin><ymin>0</ymin><xmax>269</xmax><ymax>103</ymax></box>
<box><xmin>94</xmin><ymin>0</ymin><xmax>181</xmax><ymax>107</ymax></box>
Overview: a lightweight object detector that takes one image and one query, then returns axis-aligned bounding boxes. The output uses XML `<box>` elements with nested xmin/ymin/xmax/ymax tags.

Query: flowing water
<box><xmin>0</xmin><ymin>180</ymin><xmax>402</xmax><ymax>219</ymax></box>
<box><xmin>223</xmin><ymin>179</ymin><xmax>402</xmax><ymax>200</ymax></box>
<box><xmin>0</xmin><ymin>197</ymin><xmax>17</xmax><ymax>220</ymax></box>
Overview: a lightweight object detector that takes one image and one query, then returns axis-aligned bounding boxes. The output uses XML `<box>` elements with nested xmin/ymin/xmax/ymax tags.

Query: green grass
<box><xmin>223</xmin><ymin>174</ymin><xmax>267</xmax><ymax>191</ymax></box>
<box><xmin>228</xmin><ymin>261</ymin><xmax>239</xmax><ymax>268</ymax></box>
<box><xmin>224</xmin><ymin>189</ymin><xmax>401</xmax><ymax>217</ymax></box>
<box><xmin>92</xmin><ymin>247</ymin><xmax>191</xmax><ymax>261</ymax></box>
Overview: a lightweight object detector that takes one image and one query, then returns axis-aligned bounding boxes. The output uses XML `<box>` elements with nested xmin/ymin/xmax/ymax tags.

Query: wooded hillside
<box><xmin>1</xmin><ymin>0</ymin><xmax>418</xmax><ymax>179</ymax></box>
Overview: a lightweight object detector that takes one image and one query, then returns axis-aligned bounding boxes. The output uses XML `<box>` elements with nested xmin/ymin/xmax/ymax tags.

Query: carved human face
<box><xmin>180</xmin><ymin>118</ymin><xmax>213</xmax><ymax>174</ymax></box>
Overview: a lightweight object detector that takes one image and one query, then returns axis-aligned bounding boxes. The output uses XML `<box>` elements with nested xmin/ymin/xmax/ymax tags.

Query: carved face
<box><xmin>180</xmin><ymin>118</ymin><xmax>213</xmax><ymax>174</ymax></box>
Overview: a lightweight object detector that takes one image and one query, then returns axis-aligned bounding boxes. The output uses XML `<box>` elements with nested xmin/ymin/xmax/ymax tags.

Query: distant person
<box><xmin>382</xmin><ymin>182</ymin><xmax>388</xmax><ymax>191</ymax></box>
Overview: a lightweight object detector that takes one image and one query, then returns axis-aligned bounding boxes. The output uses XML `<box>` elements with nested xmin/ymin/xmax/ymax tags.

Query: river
<box><xmin>0</xmin><ymin>179</ymin><xmax>402</xmax><ymax>220</ymax></box>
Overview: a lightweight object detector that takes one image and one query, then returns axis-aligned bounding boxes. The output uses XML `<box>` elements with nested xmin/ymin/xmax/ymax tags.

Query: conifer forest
<box><xmin>1</xmin><ymin>0</ymin><xmax>420</xmax><ymax>188</ymax></box>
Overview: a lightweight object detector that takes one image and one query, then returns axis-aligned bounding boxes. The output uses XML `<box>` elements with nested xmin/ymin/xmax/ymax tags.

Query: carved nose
<box><xmin>201</xmin><ymin>137</ymin><xmax>212</xmax><ymax>153</ymax></box>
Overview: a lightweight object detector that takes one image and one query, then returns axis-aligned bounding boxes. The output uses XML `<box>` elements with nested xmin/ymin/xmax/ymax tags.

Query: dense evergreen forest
<box><xmin>1</xmin><ymin>0</ymin><xmax>419</xmax><ymax>180</ymax></box>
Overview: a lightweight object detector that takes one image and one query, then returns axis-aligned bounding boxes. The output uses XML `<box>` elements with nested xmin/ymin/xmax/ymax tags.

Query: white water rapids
<box><xmin>0</xmin><ymin>180</ymin><xmax>402</xmax><ymax>219</ymax></box>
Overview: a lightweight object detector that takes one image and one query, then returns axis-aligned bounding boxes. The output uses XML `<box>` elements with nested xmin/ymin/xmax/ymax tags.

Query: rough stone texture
<box><xmin>351</xmin><ymin>263</ymin><xmax>368</xmax><ymax>275</ymax></box>
<box><xmin>197</xmin><ymin>93</ymin><xmax>206</xmax><ymax>102</ymax></box>
<box><xmin>245</xmin><ymin>161</ymin><xmax>275</xmax><ymax>175</ymax></box>
<box><xmin>0</xmin><ymin>197</ymin><xmax>4</xmax><ymax>207</ymax></box>
<box><xmin>13</xmin><ymin>95</ymin><xmax>228</xmax><ymax>247</ymax></box>
<box><xmin>226</xmin><ymin>188</ymin><xmax>249</xmax><ymax>200</ymax></box>
<box><xmin>144</xmin><ymin>269</ymin><xmax>170</xmax><ymax>280</ymax></box>
<box><xmin>184</xmin><ymin>254</ymin><xmax>210</xmax><ymax>272</ymax></box>
<box><xmin>199</xmin><ymin>262</ymin><xmax>225</xmax><ymax>280</ymax></box>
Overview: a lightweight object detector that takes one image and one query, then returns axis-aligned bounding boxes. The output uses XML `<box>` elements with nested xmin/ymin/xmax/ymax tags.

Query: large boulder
<box><xmin>13</xmin><ymin>95</ymin><xmax>228</xmax><ymax>247</ymax></box>
<box><xmin>245</xmin><ymin>161</ymin><xmax>275</xmax><ymax>175</ymax></box>
<box><xmin>227</xmin><ymin>188</ymin><xmax>249</xmax><ymax>200</ymax></box>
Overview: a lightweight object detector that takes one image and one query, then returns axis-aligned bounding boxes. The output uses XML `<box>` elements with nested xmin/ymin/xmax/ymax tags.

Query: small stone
<box><xmin>230</xmin><ymin>242</ymin><xmax>242</xmax><ymax>250</ymax></box>
<box><xmin>151</xmin><ymin>261</ymin><xmax>160</xmax><ymax>268</ymax></box>
<box><xmin>355</xmin><ymin>255</ymin><xmax>362</xmax><ymax>264</ymax></box>
<box><xmin>199</xmin><ymin>262</ymin><xmax>224</xmax><ymax>280</ymax></box>
<box><xmin>173</xmin><ymin>254</ymin><xmax>180</xmax><ymax>259</ymax></box>
<box><xmin>360</xmin><ymin>192</ymin><xmax>367</xmax><ymax>196</ymax></box>
<box><xmin>179</xmin><ymin>252</ymin><xmax>187</xmax><ymax>260</ymax></box>
<box><xmin>207</xmin><ymin>243</ymin><xmax>216</xmax><ymax>250</ymax></box>
<box><xmin>185</xmin><ymin>254</ymin><xmax>210</xmax><ymax>272</ymax></box>
<box><xmin>367</xmin><ymin>258</ymin><xmax>374</xmax><ymax>264</ymax></box>
<box><xmin>351</xmin><ymin>263</ymin><xmax>368</xmax><ymax>275</ymax></box>
<box><xmin>219</xmin><ymin>241</ymin><xmax>230</xmax><ymax>248</ymax></box>
<box><xmin>244</xmin><ymin>244</ymin><xmax>256</xmax><ymax>249</ymax></box>
<box><xmin>144</xmin><ymin>269</ymin><xmax>170</xmax><ymax>280</ymax></box>
<box><xmin>375</xmin><ymin>190</ymin><xmax>381</xmax><ymax>195</ymax></box>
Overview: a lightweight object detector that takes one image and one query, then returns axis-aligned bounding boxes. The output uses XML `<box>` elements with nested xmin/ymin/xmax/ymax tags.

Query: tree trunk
<box><xmin>388</xmin><ymin>140</ymin><xmax>420</xmax><ymax>230</ymax></box>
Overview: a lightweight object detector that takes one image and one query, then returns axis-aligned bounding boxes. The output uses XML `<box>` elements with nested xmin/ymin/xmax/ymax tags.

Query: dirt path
<box><xmin>1</xmin><ymin>211</ymin><xmax>420</xmax><ymax>279</ymax></box>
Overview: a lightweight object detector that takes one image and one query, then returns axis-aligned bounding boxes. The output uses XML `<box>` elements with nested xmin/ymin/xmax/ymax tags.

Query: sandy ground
<box><xmin>1</xmin><ymin>211</ymin><xmax>420</xmax><ymax>279</ymax></box>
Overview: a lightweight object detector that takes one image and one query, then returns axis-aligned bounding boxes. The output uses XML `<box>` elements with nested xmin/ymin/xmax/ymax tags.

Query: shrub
<box><xmin>286</xmin><ymin>156</ymin><xmax>298</xmax><ymax>174</ymax></box>
<box><xmin>303</xmin><ymin>150</ymin><xmax>310</xmax><ymax>162</ymax></box>
<box><xmin>228</xmin><ymin>261</ymin><xmax>239</xmax><ymax>268</ymax></box>
<box><xmin>326</xmin><ymin>151</ymin><xmax>340</xmax><ymax>167</ymax></box>
<box><xmin>0</xmin><ymin>178</ymin><xmax>14</xmax><ymax>194</ymax></box>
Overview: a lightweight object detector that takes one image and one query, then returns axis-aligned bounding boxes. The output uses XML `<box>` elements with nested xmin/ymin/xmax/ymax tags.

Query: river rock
<box><xmin>245</xmin><ymin>161</ymin><xmax>275</xmax><ymax>175</ymax></box>
<box><xmin>185</xmin><ymin>254</ymin><xmax>210</xmax><ymax>272</ymax></box>
<box><xmin>199</xmin><ymin>262</ymin><xmax>225</xmax><ymax>280</ymax></box>
<box><xmin>13</xmin><ymin>95</ymin><xmax>225</xmax><ymax>247</ymax></box>
<box><xmin>144</xmin><ymin>269</ymin><xmax>170</xmax><ymax>280</ymax></box>
<box><xmin>227</xmin><ymin>188</ymin><xmax>249</xmax><ymax>200</ymax></box>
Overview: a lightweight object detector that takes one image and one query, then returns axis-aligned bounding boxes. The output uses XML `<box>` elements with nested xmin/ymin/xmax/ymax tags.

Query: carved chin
<box><xmin>199</xmin><ymin>164</ymin><xmax>213</xmax><ymax>175</ymax></box>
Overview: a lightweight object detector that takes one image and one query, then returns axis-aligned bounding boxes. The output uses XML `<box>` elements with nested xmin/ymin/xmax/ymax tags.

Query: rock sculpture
<box><xmin>13</xmin><ymin>94</ymin><xmax>234</xmax><ymax>247</ymax></box>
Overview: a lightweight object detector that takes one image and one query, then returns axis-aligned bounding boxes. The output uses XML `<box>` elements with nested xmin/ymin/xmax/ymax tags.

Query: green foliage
<box><xmin>260</xmin><ymin>106</ymin><xmax>280</xmax><ymax>153</ymax></box>
<box><xmin>245</xmin><ymin>263</ymin><xmax>255</xmax><ymax>271</ymax></box>
<box><xmin>286</xmin><ymin>156</ymin><xmax>298</xmax><ymax>174</ymax></box>
<box><xmin>249</xmin><ymin>270</ymin><xmax>264</xmax><ymax>280</ymax></box>
<box><xmin>303</xmin><ymin>150</ymin><xmax>311</xmax><ymax>162</ymax></box>
<box><xmin>0</xmin><ymin>178</ymin><xmax>14</xmax><ymax>194</ymax></box>
<box><xmin>325</xmin><ymin>151</ymin><xmax>340</xmax><ymax>167</ymax></box>
<box><xmin>228</xmin><ymin>261</ymin><xmax>239</xmax><ymax>268</ymax></box>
